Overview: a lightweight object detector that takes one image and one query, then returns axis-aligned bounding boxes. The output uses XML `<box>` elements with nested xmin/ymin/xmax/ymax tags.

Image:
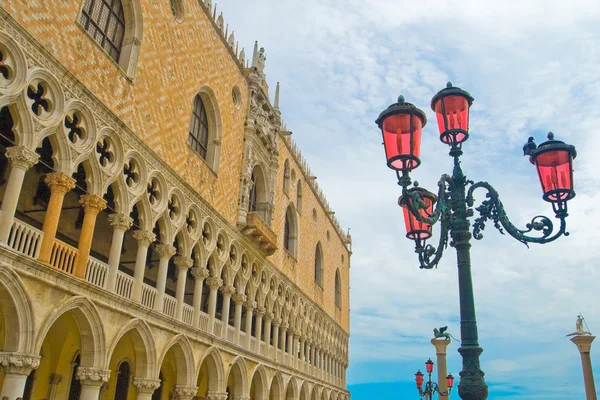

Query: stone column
<box><xmin>287</xmin><ymin>330</ymin><xmax>294</xmax><ymax>357</ymax></box>
<box><xmin>571</xmin><ymin>335</ymin><xmax>598</xmax><ymax>400</ymax></box>
<box><xmin>244</xmin><ymin>301</ymin><xmax>256</xmax><ymax>348</ymax></box>
<box><xmin>74</xmin><ymin>194</ymin><xmax>107</xmax><ymax>278</ymax></box>
<box><xmin>0</xmin><ymin>146</ymin><xmax>39</xmax><ymax>243</ymax></box>
<box><xmin>254</xmin><ymin>307</ymin><xmax>265</xmax><ymax>351</ymax></box>
<box><xmin>300</xmin><ymin>336</ymin><xmax>306</xmax><ymax>364</ymax></box>
<box><xmin>153</xmin><ymin>243</ymin><xmax>176</xmax><ymax>313</ymax></box>
<box><xmin>280</xmin><ymin>323</ymin><xmax>288</xmax><ymax>353</ymax></box>
<box><xmin>47</xmin><ymin>373</ymin><xmax>63</xmax><ymax>400</ymax></box>
<box><xmin>173</xmin><ymin>385</ymin><xmax>198</xmax><ymax>400</ymax></box>
<box><xmin>0</xmin><ymin>352</ymin><xmax>40</xmax><ymax>399</ymax></box>
<box><xmin>174</xmin><ymin>256</ymin><xmax>193</xmax><ymax>321</ymax></box>
<box><xmin>206</xmin><ymin>391</ymin><xmax>229</xmax><ymax>400</ymax></box>
<box><xmin>220</xmin><ymin>285</ymin><xmax>236</xmax><ymax>338</ymax></box>
<box><xmin>272</xmin><ymin>319</ymin><xmax>281</xmax><ymax>352</ymax></box>
<box><xmin>263</xmin><ymin>313</ymin><xmax>273</xmax><ymax>353</ymax></box>
<box><xmin>132</xmin><ymin>377</ymin><xmax>161</xmax><ymax>400</ymax></box>
<box><xmin>131</xmin><ymin>230</ymin><xmax>156</xmax><ymax>303</ymax></box>
<box><xmin>38</xmin><ymin>172</ymin><xmax>76</xmax><ymax>262</ymax></box>
<box><xmin>106</xmin><ymin>213</ymin><xmax>133</xmax><ymax>291</ymax></box>
<box><xmin>206</xmin><ymin>276</ymin><xmax>223</xmax><ymax>334</ymax></box>
<box><xmin>76</xmin><ymin>367</ymin><xmax>111</xmax><ymax>400</ymax></box>
<box><xmin>431</xmin><ymin>338</ymin><xmax>451</xmax><ymax>400</ymax></box>
<box><xmin>232</xmin><ymin>293</ymin><xmax>247</xmax><ymax>342</ymax></box>
<box><xmin>191</xmin><ymin>266</ymin><xmax>210</xmax><ymax>328</ymax></box>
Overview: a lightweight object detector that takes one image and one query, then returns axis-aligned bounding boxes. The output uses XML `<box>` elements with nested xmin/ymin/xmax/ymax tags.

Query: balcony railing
<box><xmin>141</xmin><ymin>284</ymin><xmax>157</xmax><ymax>309</ymax></box>
<box><xmin>115</xmin><ymin>271</ymin><xmax>134</xmax><ymax>299</ymax></box>
<box><xmin>163</xmin><ymin>295</ymin><xmax>176</xmax><ymax>318</ymax></box>
<box><xmin>49</xmin><ymin>240</ymin><xmax>77</xmax><ymax>275</ymax></box>
<box><xmin>6</xmin><ymin>219</ymin><xmax>43</xmax><ymax>258</ymax></box>
<box><xmin>85</xmin><ymin>257</ymin><xmax>108</xmax><ymax>288</ymax></box>
<box><xmin>182</xmin><ymin>303</ymin><xmax>194</xmax><ymax>325</ymax></box>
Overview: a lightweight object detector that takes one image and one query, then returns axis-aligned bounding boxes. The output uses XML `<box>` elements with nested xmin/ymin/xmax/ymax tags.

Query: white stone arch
<box><xmin>105</xmin><ymin>173</ymin><xmax>130</xmax><ymax>215</ymax></box>
<box><xmin>321</xmin><ymin>388</ymin><xmax>330</xmax><ymax>400</ymax></box>
<box><xmin>156</xmin><ymin>334</ymin><xmax>195</xmax><ymax>386</ymax></box>
<box><xmin>173</xmin><ymin>226</ymin><xmax>192</xmax><ymax>258</ymax></box>
<box><xmin>226</xmin><ymin>356</ymin><xmax>249</xmax><ymax>397</ymax></box>
<box><xmin>35</xmin><ymin>295</ymin><xmax>106</xmax><ymax>368</ymax></box>
<box><xmin>131</xmin><ymin>195</ymin><xmax>153</xmax><ymax>231</ymax></box>
<box><xmin>190</xmin><ymin>86</ymin><xmax>223</xmax><ymax>173</ymax></box>
<box><xmin>191</xmin><ymin>239</ymin><xmax>207</xmax><ymax>270</ymax></box>
<box><xmin>196</xmin><ymin>346</ymin><xmax>225</xmax><ymax>392</ymax></box>
<box><xmin>73</xmin><ymin>153</ymin><xmax>104</xmax><ymax>196</ymax></box>
<box><xmin>106</xmin><ymin>318</ymin><xmax>157</xmax><ymax>379</ymax></box>
<box><xmin>299</xmin><ymin>380</ymin><xmax>310</xmax><ymax>400</ymax></box>
<box><xmin>4</xmin><ymin>95</ymin><xmax>35</xmax><ymax>151</ymax></box>
<box><xmin>249</xmin><ymin>364</ymin><xmax>268</xmax><ymax>400</ymax></box>
<box><xmin>269</xmin><ymin>370</ymin><xmax>284</xmax><ymax>400</ymax></box>
<box><xmin>0</xmin><ymin>263</ymin><xmax>35</xmax><ymax>353</ymax></box>
<box><xmin>0</xmin><ymin>30</ymin><xmax>29</xmax><ymax>97</ymax></box>
<box><xmin>153</xmin><ymin>214</ymin><xmax>173</xmax><ymax>245</ymax></box>
<box><xmin>285</xmin><ymin>375</ymin><xmax>299</xmax><ymax>400</ymax></box>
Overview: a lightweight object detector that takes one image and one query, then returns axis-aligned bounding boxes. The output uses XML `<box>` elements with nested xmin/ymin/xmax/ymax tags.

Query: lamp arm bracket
<box><xmin>466</xmin><ymin>181</ymin><xmax>568</xmax><ymax>246</ymax></box>
<box><xmin>402</xmin><ymin>174</ymin><xmax>452</xmax><ymax>226</ymax></box>
<box><xmin>417</xmin><ymin>208</ymin><xmax>450</xmax><ymax>269</ymax></box>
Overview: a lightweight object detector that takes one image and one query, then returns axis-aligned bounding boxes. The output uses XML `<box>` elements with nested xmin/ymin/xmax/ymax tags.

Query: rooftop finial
<box><xmin>548</xmin><ymin>131</ymin><xmax>555</xmax><ymax>140</ymax></box>
<box><xmin>447</xmin><ymin>81</ymin><xmax>453</xmax><ymax>88</ymax></box>
<box><xmin>398</xmin><ymin>95</ymin><xmax>405</xmax><ymax>103</ymax></box>
<box><xmin>251</xmin><ymin>41</ymin><xmax>259</xmax><ymax>68</ymax></box>
<box><xmin>274</xmin><ymin>82</ymin><xmax>280</xmax><ymax>109</ymax></box>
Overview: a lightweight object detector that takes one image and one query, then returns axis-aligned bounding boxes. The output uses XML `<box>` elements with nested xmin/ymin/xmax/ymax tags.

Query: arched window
<box><xmin>296</xmin><ymin>180</ymin><xmax>302</xmax><ymax>213</ymax></box>
<box><xmin>284</xmin><ymin>204</ymin><xmax>297</xmax><ymax>256</ymax></box>
<box><xmin>314</xmin><ymin>242</ymin><xmax>324</xmax><ymax>287</ymax></box>
<box><xmin>114</xmin><ymin>360</ymin><xmax>131</xmax><ymax>400</ymax></box>
<box><xmin>335</xmin><ymin>269</ymin><xmax>342</xmax><ymax>308</ymax></box>
<box><xmin>188</xmin><ymin>94</ymin><xmax>209</xmax><ymax>159</ymax></box>
<box><xmin>249</xmin><ymin>172</ymin><xmax>257</xmax><ymax>212</ymax></box>
<box><xmin>248</xmin><ymin>165</ymin><xmax>268</xmax><ymax>221</ymax></box>
<box><xmin>283</xmin><ymin>159</ymin><xmax>290</xmax><ymax>193</ymax></box>
<box><xmin>79</xmin><ymin>0</ymin><xmax>126</xmax><ymax>62</ymax></box>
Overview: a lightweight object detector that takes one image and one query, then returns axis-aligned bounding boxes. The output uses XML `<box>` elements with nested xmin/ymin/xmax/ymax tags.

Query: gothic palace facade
<box><xmin>0</xmin><ymin>1</ymin><xmax>351</xmax><ymax>400</ymax></box>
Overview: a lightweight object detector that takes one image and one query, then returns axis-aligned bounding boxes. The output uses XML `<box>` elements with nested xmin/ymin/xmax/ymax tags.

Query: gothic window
<box><xmin>114</xmin><ymin>360</ymin><xmax>131</xmax><ymax>400</ymax></box>
<box><xmin>78</xmin><ymin>0</ymin><xmax>126</xmax><ymax>62</ymax></box>
<box><xmin>249</xmin><ymin>172</ymin><xmax>257</xmax><ymax>212</ymax></box>
<box><xmin>335</xmin><ymin>269</ymin><xmax>342</xmax><ymax>308</ymax></box>
<box><xmin>284</xmin><ymin>204</ymin><xmax>297</xmax><ymax>256</ymax></box>
<box><xmin>283</xmin><ymin>159</ymin><xmax>290</xmax><ymax>193</ymax></box>
<box><xmin>314</xmin><ymin>242</ymin><xmax>324</xmax><ymax>287</ymax></box>
<box><xmin>296</xmin><ymin>180</ymin><xmax>302</xmax><ymax>213</ymax></box>
<box><xmin>188</xmin><ymin>94</ymin><xmax>209</xmax><ymax>159</ymax></box>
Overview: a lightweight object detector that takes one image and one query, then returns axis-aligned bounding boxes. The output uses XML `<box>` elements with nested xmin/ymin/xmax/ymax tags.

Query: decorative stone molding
<box><xmin>49</xmin><ymin>373</ymin><xmax>63</xmax><ymax>385</ymax></box>
<box><xmin>108</xmin><ymin>213</ymin><xmax>133</xmax><ymax>231</ymax></box>
<box><xmin>76</xmin><ymin>367</ymin><xmax>111</xmax><ymax>386</ymax></box>
<box><xmin>154</xmin><ymin>243</ymin><xmax>176</xmax><ymax>259</ymax></box>
<box><xmin>265</xmin><ymin>311</ymin><xmax>274</xmax><ymax>320</ymax></box>
<box><xmin>206</xmin><ymin>392</ymin><xmax>229</xmax><ymax>400</ymax></box>
<box><xmin>173</xmin><ymin>256</ymin><xmax>193</xmax><ymax>270</ymax></box>
<box><xmin>79</xmin><ymin>194</ymin><xmax>107</xmax><ymax>216</ymax></box>
<box><xmin>233</xmin><ymin>396</ymin><xmax>251</xmax><ymax>400</ymax></box>
<box><xmin>244</xmin><ymin>300</ymin><xmax>257</xmax><ymax>310</ymax></box>
<box><xmin>132</xmin><ymin>229</ymin><xmax>156</xmax><ymax>246</ymax></box>
<box><xmin>132</xmin><ymin>377</ymin><xmax>161</xmax><ymax>394</ymax></box>
<box><xmin>44</xmin><ymin>172</ymin><xmax>76</xmax><ymax>194</ymax></box>
<box><xmin>173</xmin><ymin>385</ymin><xmax>198</xmax><ymax>399</ymax></box>
<box><xmin>255</xmin><ymin>306</ymin><xmax>266</xmax><ymax>316</ymax></box>
<box><xmin>220</xmin><ymin>285</ymin><xmax>236</xmax><ymax>296</ymax></box>
<box><xmin>272</xmin><ymin>318</ymin><xmax>281</xmax><ymax>327</ymax></box>
<box><xmin>232</xmin><ymin>293</ymin><xmax>247</xmax><ymax>305</ymax></box>
<box><xmin>0</xmin><ymin>352</ymin><xmax>40</xmax><ymax>375</ymax></box>
<box><xmin>190</xmin><ymin>266</ymin><xmax>210</xmax><ymax>279</ymax></box>
<box><xmin>5</xmin><ymin>146</ymin><xmax>39</xmax><ymax>170</ymax></box>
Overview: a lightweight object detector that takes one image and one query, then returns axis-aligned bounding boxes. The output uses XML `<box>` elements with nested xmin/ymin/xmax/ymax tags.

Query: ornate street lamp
<box><xmin>375</xmin><ymin>83</ymin><xmax>577</xmax><ymax>400</ymax></box>
<box><xmin>415</xmin><ymin>359</ymin><xmax>455</xmax><ymax>400</ymax></box>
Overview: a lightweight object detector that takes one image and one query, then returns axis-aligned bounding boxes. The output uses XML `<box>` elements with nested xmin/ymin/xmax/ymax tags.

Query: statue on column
<box><xmin>567</xmin><ymin>314</ymin><xmax>592</xmax><ymax>336</ymax></box>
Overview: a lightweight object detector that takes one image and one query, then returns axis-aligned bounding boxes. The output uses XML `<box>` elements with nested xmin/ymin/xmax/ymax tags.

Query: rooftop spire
<box><xmin>251</xmin><ymin>41</ymin><xmax>259</xmax><ymax>68</ymax></box>
<box><xmin>274</xmin><ymin>82</ymin><xmax>280</xmax><ymax>109</ymax></box>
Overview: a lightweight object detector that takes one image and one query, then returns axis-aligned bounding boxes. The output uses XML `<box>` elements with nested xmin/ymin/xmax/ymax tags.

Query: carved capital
<box><xmin>5</xmin><ymin>146</ymin><xmax>39</xmax><ymax>170</ymax></box>
<box><xmin>79</xmin><ymin>194</ymin><xmax>107</xmax><ymax>215</ymax></box>
<box><xmin>232</xmin><ymin>293</ymin><xmax>247</xmax><ymax>305</ymax></box>
<box><xmin>44</xmin><ymin>172</ymin><xmax>76</xmax><ymax>194</ymax></box>
<box><xmin>206</xmin><ymin>392</ymin><xmax>229</xmax><ymax>400</ymax></box>
<box><xmin>272</xmin><ymin>318</ymin><xmax>281</xmax><ymax>327</ymax></box>
<box><xmin>174</xmin><ymin>256</ymin><xmax>193</xmax><ymax>271</ymax></box>
<box><xmin>154</xmin><ymin>243</ymin><xmax>176</xmax><ymax>259</ymax></box>
<box><xmin>173</xmin><ymin>385</ymin><xmax>198</xmax><ymax>399</ymax></box>
<box><xmin>76</xmin><ymin>367</ymin><xmax>111</xmax><ymax>386</ymax></box>
<box><xmin>190</xmin><ymin>266</ymin><xmax>210</xmax><ymax>279</ymax></box>
<box><xmin>108</xmin><ymin>213</ymin><xmax>133</xmax><ymax>231</ymax></box>
<box><xmin>132</xmin><ymin>377</ymin><xmax>161</xmax><ymax>394</ymax></box>
<box><xmin>265</xmin><ymin>311</ymin><xmax>274</xmax><ymax>321</ymax></box>
<box><xmin>132</xmin><ymin>229</ymin><xmax>156</xmax><ymax>246</ymax></box>
<box><xmin>281</xmin><ymin>322</ymin><xmax>289</xmax><ymax>330</ymax></box>
<box><xmin>220</xmin><ymin>285</ymin><xmax>236</xmax><ymax>296</ymax></box>
<box><xmin>244</xmin><ymin>300</ymin><xmax>257</xmax><ymax>310</ymax></box>
<box><xmin>206</xmin><ymin>276</ymin><xmax>223</xmax><ymax>289</ymax></box>
<box><xmin>0</xmin><ymin>352</ymin><xmax>40</xmax><ymax>375</ymax></box>
<box><xmin>255</xmin><ymin>306</ymin><xmax>266</xmax><ymax>317</ymax></box>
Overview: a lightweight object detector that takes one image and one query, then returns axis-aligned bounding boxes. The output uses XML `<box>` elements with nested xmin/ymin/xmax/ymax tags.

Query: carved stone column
<box><xmin>174</xmin><ymin>256</ymin><xmax>193</xmax><ymax>321</ymax></box>
<box><xmin>280</xmin><ymin>323</ymin><xmax>288</xmax><ymax>354</ymax></box>
<box><xmin>263</xmin><ymin>312</ymin><xmax>273</xmax><ymax>354</ymax></box>
<box><xmin>74</xmin><ymin>194</ymin><xmax>107</xmax><ymax>278</ymax></box>
<box><xmin>76</xmin><ymin>367</ymin><xmax>111</xmax><ymax>400</ymax></box>
<box><xmin>206</xmin><ymin>391</ymin><xmax>229</xmax><ymax>400</ymax></box>
<box><xmin>0</xmin><ymin>146</ymin><xmax>39</xmax><ymax>243</ymax></box>
<box><xmin>272</xmin><ymin>318</ymin><xmax>281</xmax><ymax>353</ymax></box>
<box><xmin>38</xmin><ymin>172</ymin><xmax>76</xmax><ymax>262</ymax></box>
<box><xmin>254</xmin><ymin>307</ymin><xmax>265</xmax><ymax>351</ymax></box>
<box><xmin>232</xmin><ymin>293</ymin><xmax>247</xmax><ymax>343</ymax></box>
<box><xmin>220</xmin><ymin>285</ymin><xmax>236</xmax><ymax>338</ymax></box>
<box><xmin>47</xmin><ymin>373</ymin><xmax>63</xmax><ymax>400</ymax></box>
<box><xmin>191</xmin><ymin>266</ymin><xmax>210</xmax><ymax>328</ymax></box>
<box><xmin>132</xmin><ymin>377</ymin><xmax>161</xmax><ymax>400</ymax></box>
<box><xmin>106</xmin><ymin>213</ymin><xmax>133</xmax><ymax>291</ymax></box>
<box><xmin>243</xmin><ymin>300</ymin><xmax>256</xmax><ymax>348</ymax></box>
<box><xmin>0</xmin><ymin>352</ymin><xmax>40</xmax><ymax>399</ymax></box>
<box><xmin>173</xmin><ymin>385</ymin><xmax>198</xmax><ymax>400</ymax></box>
<box><xmin>153</xmin><ymin>243</ymin><xmax>176</xmax><ymax>313</ymax></box>
<box><xmin>572</xmin><ymin>335</ymin><xmax>597</xmax><ymax>400</ymax></box>
<box><xmin>131</xmin><ymin>230</ymin><xmax>155</xmax><ymax>303</ymax></box>
<box><xmin>206</xmin><ymin>276</ymin><xmax>223</xmax><ymax>334</ymax></box>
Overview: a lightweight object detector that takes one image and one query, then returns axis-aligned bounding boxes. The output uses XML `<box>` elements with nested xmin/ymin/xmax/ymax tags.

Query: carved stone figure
<box><xmin>433</xmin><ymin>326</ymin><xmax>458</xmax><ymax>341</ymax></box>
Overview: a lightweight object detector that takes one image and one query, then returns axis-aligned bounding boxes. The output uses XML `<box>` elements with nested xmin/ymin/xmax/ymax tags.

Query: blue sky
<box><xmin>215</xmin><ymin>1</ymin><xmax>600</xmax><ymax>399</ymax></box>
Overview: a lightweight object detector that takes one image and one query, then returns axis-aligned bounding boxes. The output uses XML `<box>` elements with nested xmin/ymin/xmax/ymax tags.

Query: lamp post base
<box><xmin>457</xmin><ymin>345</ymin><xmax>488</xmax><ymax>400</ymax></box>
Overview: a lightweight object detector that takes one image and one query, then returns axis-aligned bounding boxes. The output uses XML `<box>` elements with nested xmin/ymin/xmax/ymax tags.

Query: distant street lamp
<box><xmin>415</xmin><ymin>358</ymin><xmax>455</xmax><ymax>399</ymax></box>
<box><xmin>375</xmin><ymin>83</ymin><xmax>578</xmax><ymax>400</ymax></box>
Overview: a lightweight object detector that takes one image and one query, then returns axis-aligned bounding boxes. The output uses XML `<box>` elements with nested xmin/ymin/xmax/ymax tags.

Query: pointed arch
<box><xmin>106</xmin><ymin>318</ymin><xmax>157</xmax><ymax>379</ymax></box>
<box><xmin>335</xmin><ymin>269</ymin><xmax>342</xmax><ymax>308</ymax></box>
<box><xmin>249</xmin><ymin>163</ymin><xmax>268</xmax><ymax>221</ymax></box>
<box><xmin>0</xmin><ymin>263</ymin><xmax>35</xmax><ymax>353</ymax></box>
<box><xmin>157</xmin><ymin>334</ymin><xmax>195</xmax><ymax>386</ymax></box>
<box><xmin>314</xmin><ymin>242</ymin><xmax>324</xmax><ymax>287</ymax></box>
<box><xmin>285</xmin><ymin>375</ymin><xmax>299</xmax><ymax>400</ymax></box>
<box><xmin>249</xmin><ymin>364</ymin><xmax>268</xmax><ymax>400</ymax></box>
<box><xmin>299</xmin><ymin>380</ymin><xmax>310</xmax><ymax>400</ymax></box>
<box><xmin>284</xmin><ymin>203</ymin><xmax>298</xmax><ymax>257</ymax></box>
<box><xmin>226</xmin><ymin>356</ymin><xmax>249</xmax><ymax>398</ymax></box>
<box><xmin>188</xmin><ymin>86</ymin><xmax>222</xmax><ymax>172</ymax></box>
<box><xmin>196</xmin><ymin>346</ymin><xmax>226</xmax><ymax>393</ymax></box>
<box><xmin>269</xmin><ymin>371</ymin><xmax>284</xmax><ymax>400</ymax></box>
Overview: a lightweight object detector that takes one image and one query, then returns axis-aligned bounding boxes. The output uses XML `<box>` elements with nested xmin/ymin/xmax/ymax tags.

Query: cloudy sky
<box><xmin>215</xmin><ymin>1</ymin><xmax>600</xmax><ymax>398</ymax></box>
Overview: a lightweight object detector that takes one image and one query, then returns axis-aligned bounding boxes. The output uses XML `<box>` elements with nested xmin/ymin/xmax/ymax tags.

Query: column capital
<box><xmin>206</xmin><ymin>276</ymin><xmax>223</xmax><ymax>289</ymax></box>
<box><xmin>221</xmin><ymin>285</ymin><xmax>236</xmax><ymax>296</ymax></box>
<box><xmin>133</xmin><ymin>229</ymin><xmax>156</xmax><ymax>246</ymax></box>
<box><xmin>76</xmin><ymin>367</ymin><xmax>111</xmax><ymax>386</ymax></box>
<box><xmin>272</xmin><ymin>318</ymin><xmax>281</xmax><ymax>327</ymax></box>
<box><xmin>45</xmin><ymin>172</ymin><xmax>76</xmax><ymax>194</ymax></box>
<box><xmin>154</xmin><ymin>243</ymin><xmax>176</xmax><ymax>259</ymax></box>
<box><xmin>0</xmin><ymin>352</ymin><xmax>40</xmax><ymax>375</ymax></box>
<box><xmin>206</xmin><ymin>392</ymin><xmax>229</xmax><ymax>400</ymax></box>
<box><xmin>244</xmin><ymin>300</ymin><xmax>257</xmax><ymax>310</ymax></box>
<box><xmin>108</xmin><ymin>213</ymin><xmax>133</xmax><ymax>231</ymax></box>
<box><xmin>431</xmin><ymin>338</ymin><xmax>451</xmax><ymax>353</ymax></box>
<box><xmin>174</xmin><ymin>256</ymin><xmax>193</xmax><ymax>271</ymax></box>
<box><xmin>255</xmin><ymin>306</ymin><xmax>266</xmax><ymax>316</ymax></box>
<box><xmin>5</xmin><ymin>146</ymin><xmax>39</xmax><ymax>170</ymax></box>
<box><xmin>132</xmin><ymin>377</ymin><xmax>161</xmax><ymax>393</ymax></box>
<box><xmin>173</xmin><ymin>385</ymin><xmax>198</xmax><ymax>399</ymax></box>
<box><xmin>190</xmin><ymin>266</ymin><xmax>210</xmax><ymax>279</ymax></box>
<box><xmin>571</xmin><ymin>335</ymin><xmax>596</xmax><ymax>353</ymax></box>
<box><xmin>232</xmin><ymin>293</ymin><xmax>247</xmax><ymax>305</ymax></box>
<box><xmin>79</xmin><ymin>194</ymin><xmax>107</xmax><ymax>216</ymax></box>
<box><xmin>265</xmin><ymin>311</ymin><xmax>274</xmax><ymax>321</ymax></box>
<box><xmin>292</xmin><ymin>329</ymin><xmax>301</xmax><ymax>337</ymax></box>
<box><xmin>281</xmin><ymin>322</ymin><xmax>289</xmax><ymax>330</ymax></box>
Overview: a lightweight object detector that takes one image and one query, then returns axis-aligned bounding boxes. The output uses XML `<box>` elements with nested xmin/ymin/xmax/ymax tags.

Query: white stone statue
<box><xmin>566</xmin><ymin>314</ymin><xmax>591</xmax><ymax>336</ymax></box>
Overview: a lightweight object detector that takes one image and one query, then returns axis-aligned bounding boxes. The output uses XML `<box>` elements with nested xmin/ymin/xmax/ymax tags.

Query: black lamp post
<box><xmin>375</xmin><ymin>83</ymin><xmax>577</xmax><ymax>400</ymax></box>
<box><xmin>415</xmin><ymin>358</ymin><xmax>455</xmax><ymax>400</ymax></box>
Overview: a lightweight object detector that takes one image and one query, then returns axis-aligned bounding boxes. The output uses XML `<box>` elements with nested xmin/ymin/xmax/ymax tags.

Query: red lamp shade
<box><xmin>425</xmin><ymin>358</ymin><xmax>434</xmax><ymax>374</ymax></box>
<box><xmin>415</xmin><ymin>370</ymin><xmax>424</xmax><ymax>389</ymax></box>
<box><xmin>446</xmin><ymin>373</ymin><xmax>455</xmax><ymax>389</ymax></box>
<box><xmin>528</xmin><ymin>132</ymin><xmax>577</xmax><ymax>205</ymax></box>
<box><xmin>376</xmin><ymin>96</ymin><xmax>427</xmax><ymax>171</ymax></box>
<box><xmin>399</xmin><ymin>187</ymin><xmax>437</xmax><ymax>241</ymax></box>
<box><xmin>430</xmin><ymin>82</ymin><xmax>474</xmax><ymax>146</ymax></box>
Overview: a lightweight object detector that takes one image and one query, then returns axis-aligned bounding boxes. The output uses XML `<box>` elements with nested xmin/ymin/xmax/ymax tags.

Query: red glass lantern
<box><xmin>528</xmin><ymin>132</ymin><xmax>577</xmax><ymax>205</ymax></box>
<box><xmin>430</xmin><ymin>82</ymin><xmax>474</xmax><ymax>146</ymax></box>
<box><xmin>415</xmin><ymin>370</ymin><xmax>424</xmax><ymax>389</ymax></box>
<box><xmin>446</xmin><ymin>373</ymin><xmax>455</xmax><ymax>389</ymax></box>
<box><xmin>425</xmin><ymin>358</ymin><xmax>434</xmax><ymax>374</ymax></box>
<box><xmin>376</xmin><ymin>96</ymin><xmax>427</xmax><ymax>171</ymax></box>
<box><xmin>399</xmin><ymin>187</ymin><xmax>437</xmax><ymax>241</ymax></box>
